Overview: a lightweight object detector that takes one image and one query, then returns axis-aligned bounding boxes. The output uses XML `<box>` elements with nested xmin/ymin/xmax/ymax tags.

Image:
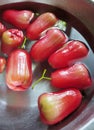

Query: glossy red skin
<box><xmin>26</xmin><ymin>12</ymin><xmax>57</xmax><ymax>40</ymax></box>
<box><xmin>3</xmin><ymin>10</ymin><xmax>34</xmax><ymax>29</ymax></box>
<box><xmin>51</xmin><ymin>63</ymin><xmax>92</xmax><ymax>89</ymax></box>
<box><xmin>6</xmin><ymin>49</ymin><xmax>32</xmax><ymax>91</ymax></box>
<box><xmin>48</xmin><ymin>40</ymin><xmax>88</xmax><ymax>69</ymax></box>
<box><xmin>30</xmin><ymin>29</ymin><xmax>68</xmax><ymax>62</ymax></box>
<box><xmin>0</xmin><ymin>57</ymin><xmax>6</xmax><ymax>73</ymax></box>
<box><xmin>0</xmin><ymin>22</ymin><xmax>6</xmax><ymax>37</ymax></box>
<box><xmin>38</xmin><ymin>88</ymin><xmax>82</xmax><ymax>125</ymax></box>
<box><xmin>1</xmin><ymin>29</ymin><xmax>24</xmax><ymax>55</ymax></box>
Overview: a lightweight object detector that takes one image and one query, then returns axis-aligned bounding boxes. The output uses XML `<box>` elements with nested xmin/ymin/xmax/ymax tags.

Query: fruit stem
<box><xmin>32</xmin><ymin>69</ymin><xmax>51</xmax><ymax>89</ymax></box>
<box><xmin>21</xmin><ymin>36</ymin><xmax>27</xmax><ymax>49</ymax></box>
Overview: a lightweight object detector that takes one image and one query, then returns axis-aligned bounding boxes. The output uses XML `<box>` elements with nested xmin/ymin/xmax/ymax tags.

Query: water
<box><xmin>0</xmin><ymin>1</ymin><xmax>94</xmax><ymax>130</ymax></box>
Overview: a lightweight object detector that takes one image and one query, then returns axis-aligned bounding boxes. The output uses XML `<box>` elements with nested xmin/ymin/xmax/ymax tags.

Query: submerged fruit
<box><xmin>48</xmin><ymin>40</ymin><xmax>88</xmax><ymax>69</ymax></box>
<box><xmin>3</xmin><ymin>9</ymin><xmax>34</xmax><ymax>29</ymax></box>
<box><xmin>26</xmin><ymin>12</ymin><xmax>57</xmax><ymax>40</ymax></box>
<box><xmin>30</xmin><ymin>28</ymin><xmax>68</xmax><ymax>62</ymax></box>
<box><xmin>51</xmin><ymin>63</ymin><xmax>91</xmax><ymax>89</ymax></box>
<box><xmin>6</xmin><ymin>49</ymin><xmax>32</xmax><ymax>91</ymax></box>
<box><xmin>38</xmin><ymin>88</ymin><xmax>82</xmax><ymax>125</ymax></box>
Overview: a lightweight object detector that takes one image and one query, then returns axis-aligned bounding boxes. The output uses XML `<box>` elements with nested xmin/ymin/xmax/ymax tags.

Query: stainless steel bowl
<box><xmin>0</xmin><ymin>0</ymin><xmax>94</xmax><ymax>130</ymax></box>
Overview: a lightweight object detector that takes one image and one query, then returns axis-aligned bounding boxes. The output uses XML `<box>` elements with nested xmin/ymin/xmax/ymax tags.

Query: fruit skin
<box><xmin>6</xmin><ymin>49</ymin><xmax>32</xmax><ymax>91</ymax></box>
<box><xmin>0</xmin><ymin>57</ymin><xmax>6</xmax><ymax>73</ymax></box>
<box><xmin>1</xmin><ymin>29</ymin><xmax>24</xmax><ymax>55</ymax></box>
<box><xmin>30</xmin><ymin>28</ymin><xmax>68</xmax><ymax>62</ymax></box>
<box><xmin>38</xmin><ymin>88</ymin><xmax>82</xmax><ymax>125</ymax></box>
<box><xmin>2</xmin><ymin>10</ymin><xmax>34</xmax><ymax>29</ymax></box>
<box><xmin>0</xmin><ymin>22</ymin><xmax>6</xmax><ymax>37</ymax></box>
<box><xmin>26</xmin><ymin>12</ymin><xmax>57</xmax><ymax>40</ymax></box>
<box><xmin>48</xmin><ymin>40</ymin><xmax>88</xmax><ymax>69</ymax></box>
<box><xmin>51</xmin><ymin>63</ymin><xmax>91</xmax><ymax>89</ymax></box>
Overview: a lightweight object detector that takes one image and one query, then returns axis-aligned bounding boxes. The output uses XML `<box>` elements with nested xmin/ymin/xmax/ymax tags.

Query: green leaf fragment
<box><xmin>55</xmin><ymin>20</ymin><xmax>67</xmax><ymax>31</ymax></box>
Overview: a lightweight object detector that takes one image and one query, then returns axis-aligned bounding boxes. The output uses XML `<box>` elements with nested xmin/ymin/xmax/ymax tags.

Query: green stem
<box><xmin>32</xmin><ymin>77</ymin><xmax>43</xmax><ymax>89</ymax></box>
<box><xmin>21</xmin><ymin>36</ymin><xmax>27</xmax><ymax>49</ymax></box>
<box><xmin>32</xmin><ymin>69</ymin><xmax>51</xmax><ymax>89</ymax></box>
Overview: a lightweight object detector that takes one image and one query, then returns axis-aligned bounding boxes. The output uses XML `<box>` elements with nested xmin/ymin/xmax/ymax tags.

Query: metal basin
<box><xmin>0</xmin><ymin>0</ymin><xmax>94</xmax><ymax>130</ymax></box>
